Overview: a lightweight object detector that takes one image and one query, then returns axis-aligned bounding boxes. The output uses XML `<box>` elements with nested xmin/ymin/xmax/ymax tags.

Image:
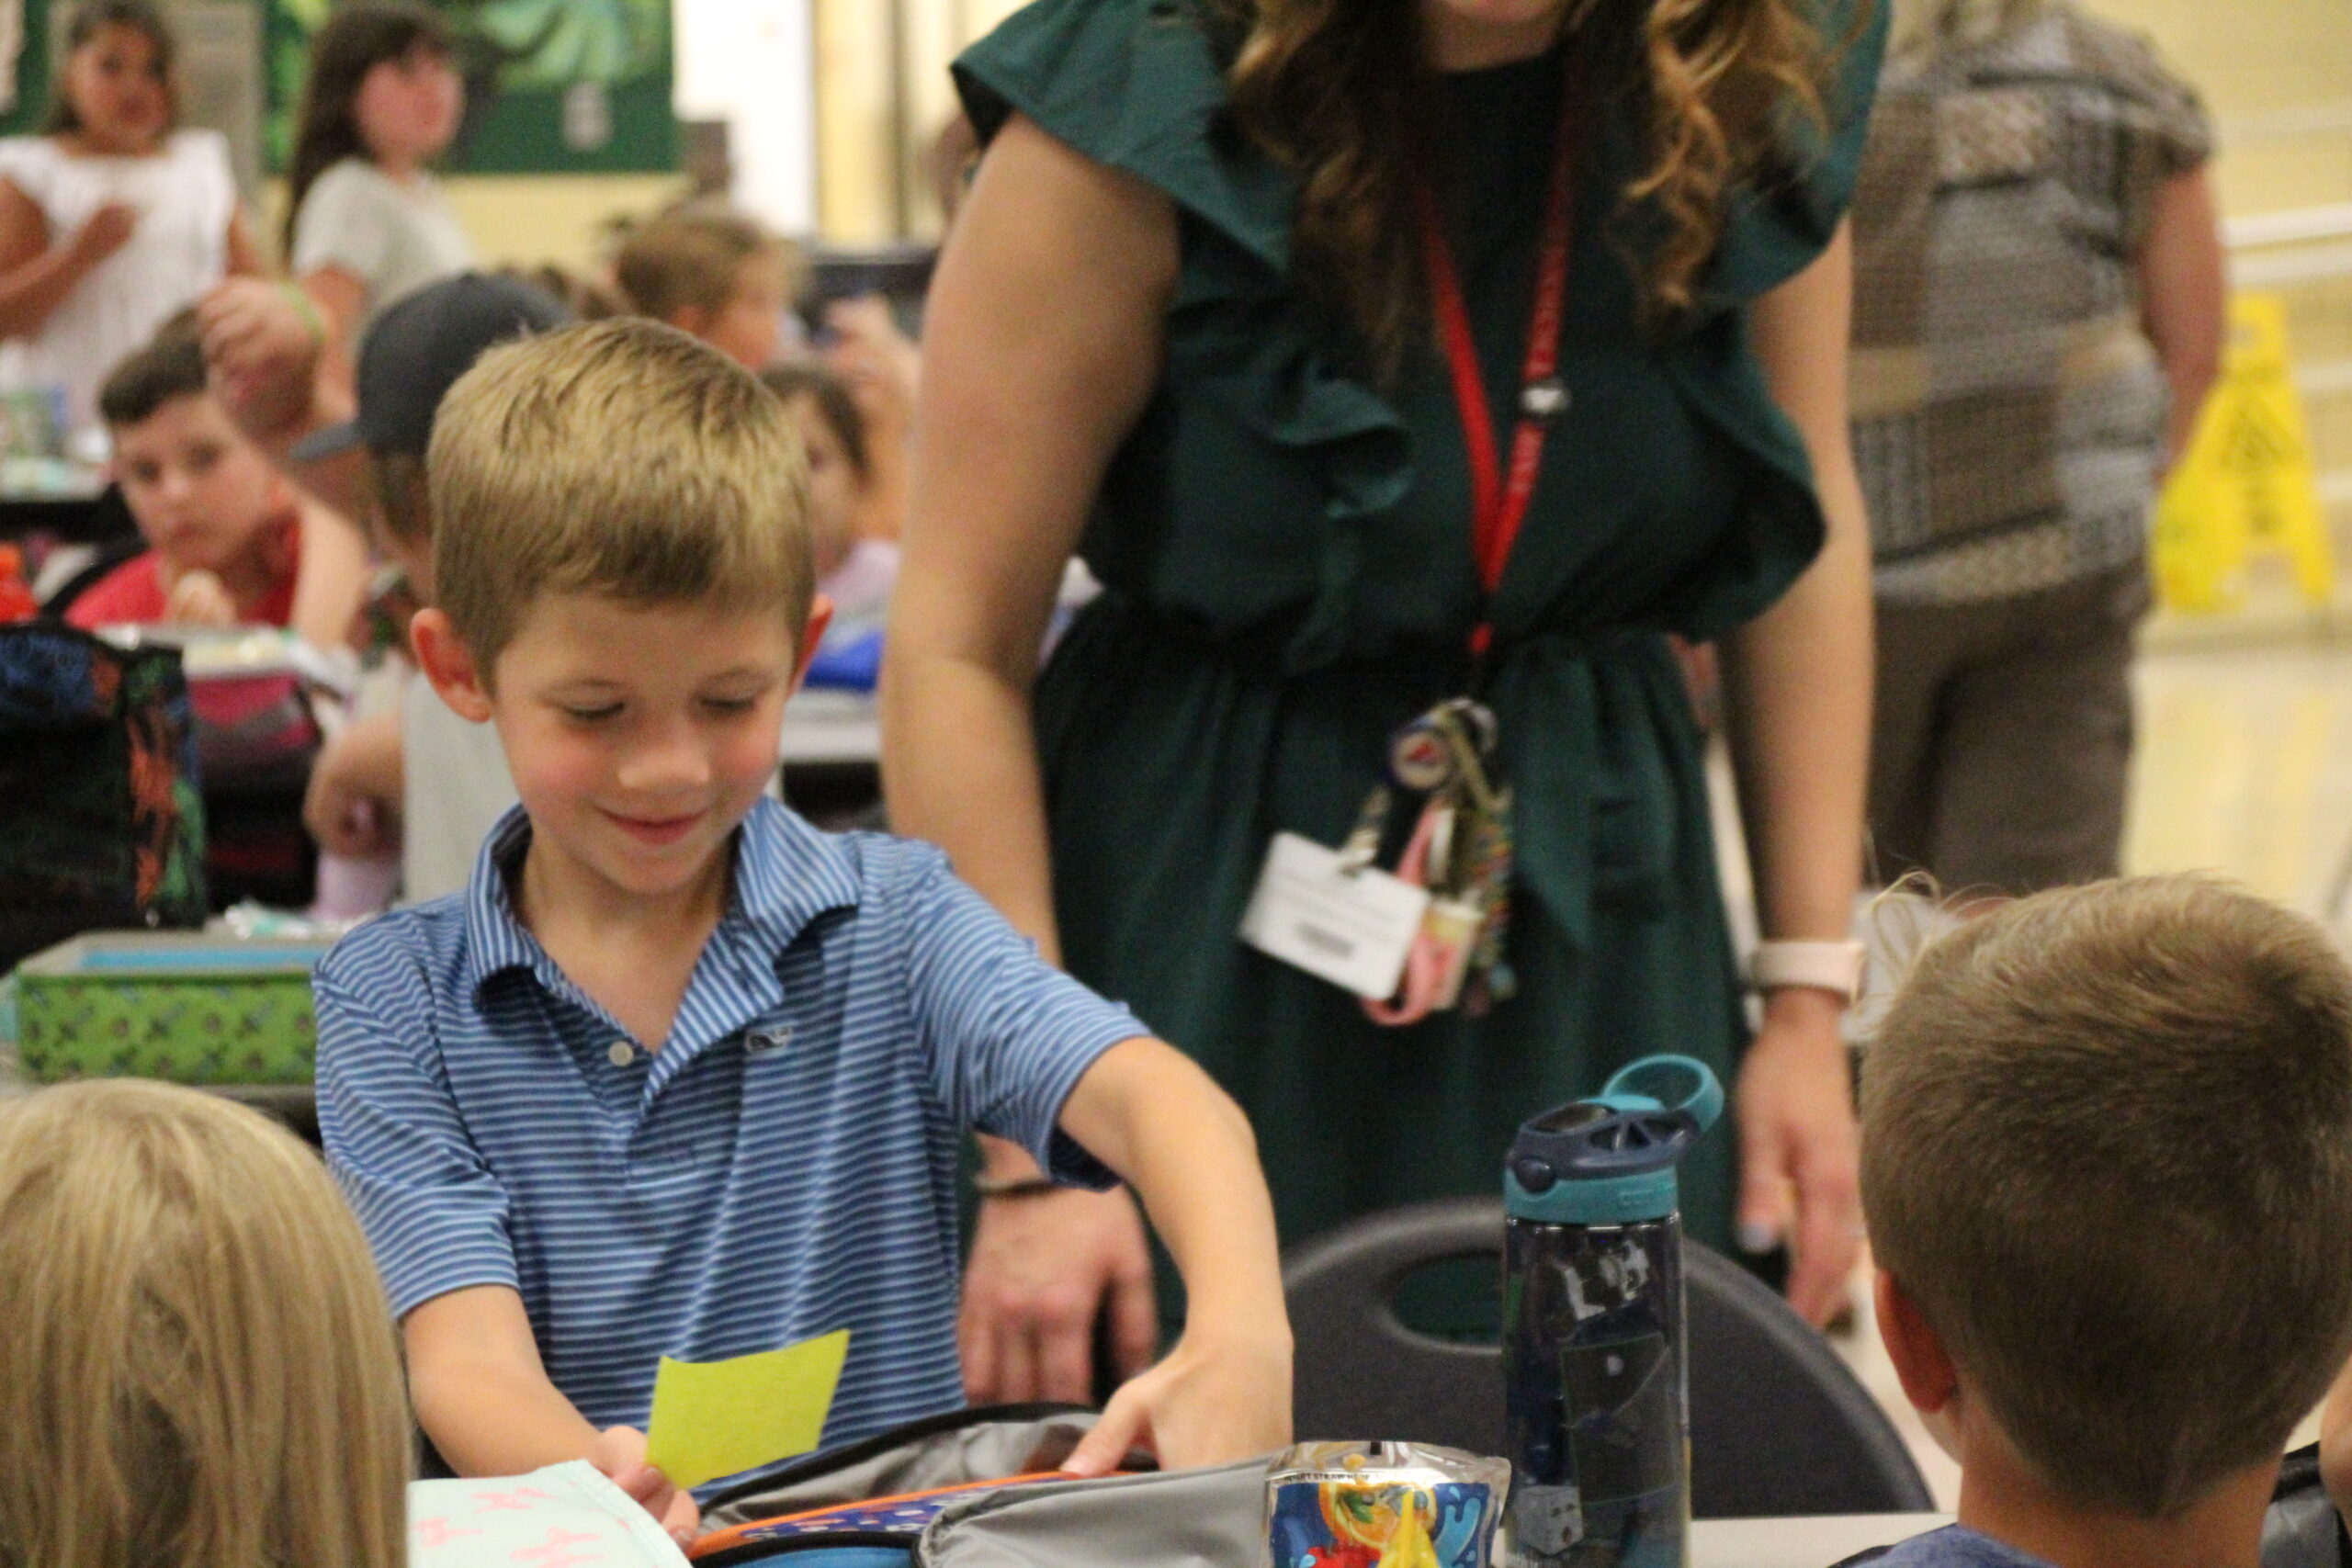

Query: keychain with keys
<box><xmin>1239</xmin><ymin>57</ymin><xmax>1578</xmax><ymax>1019</ymax></box>
<box><xmin>1362</xmin><ymin>700</ymin><xmax>1518</xmax><ymax>1026</ymax></box>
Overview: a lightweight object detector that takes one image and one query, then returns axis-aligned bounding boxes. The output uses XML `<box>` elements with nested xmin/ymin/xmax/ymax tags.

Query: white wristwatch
<box><xmin>1747</xmin><ymin>940</ymin><xmax>1868</xmax><ymax>1003</ymax></box>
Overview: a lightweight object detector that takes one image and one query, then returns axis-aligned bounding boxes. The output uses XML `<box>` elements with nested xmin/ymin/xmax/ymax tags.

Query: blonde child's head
<box><xmin>1863</xmin><ymin>875</ymin><xmax>2352</xmax><ymax>1517</ymax></box>
<box><xmin>428</xmin><ymin>316</ymin><xmax>814</xmax><ymax>679</ymax></box>
<box><xmin>0</xmin><ymin>1079</ymin><xmax>411</xmax><ymax>1568</ymax></box>
<box><xmin>614</xmin><ymin>207</ymin><xmax>799</xmax><ymax>372</ymax></box>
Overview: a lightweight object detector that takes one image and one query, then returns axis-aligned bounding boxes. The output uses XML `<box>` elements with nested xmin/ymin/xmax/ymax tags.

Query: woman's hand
<box><xmin>1734</xmin><ymin>987</ymin><xmax>1861</xmax><ymax>1326</ymax></box>
<box><xmin>69</xmin><ymin>201</ymin><xmax>136</xmax><ymax>267</ymax></box>
<box><xmin>585</xmin><ymin>1425</ymin><xmax>701</xmax><ymax>1548</ymax></box>
<box><xmin>1063</xmin><ymin>1325</ymin><xmax>1293</xmax><ymax>1477</ymax></box>
<box><xmin>959</xmin><ymin>1179</ymin><xmax>1159</xmax><ymax>1404</ymax></box>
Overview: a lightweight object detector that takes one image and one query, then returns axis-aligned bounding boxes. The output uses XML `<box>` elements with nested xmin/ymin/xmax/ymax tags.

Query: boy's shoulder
<box><xmin>729</xmin><ymin>799</ymin><xmax>959</xmax><ymax>950</ymax></box>
<box><xmin>1864</xmin><ymin>1526</ymin><xmax>2054</xmax><ymax>1568</ymax></box>
<box><xmin>313</xmin><ymin>891</ymin><xmax>474</xmax><ymax>1019</ymax></box>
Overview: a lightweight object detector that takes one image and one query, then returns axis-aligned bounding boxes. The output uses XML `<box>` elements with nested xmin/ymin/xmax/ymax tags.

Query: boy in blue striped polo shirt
<box><xmin>313</xmin><ymin>319</ymin><xmax>1292</xmax><ymax>1545</ymax></box>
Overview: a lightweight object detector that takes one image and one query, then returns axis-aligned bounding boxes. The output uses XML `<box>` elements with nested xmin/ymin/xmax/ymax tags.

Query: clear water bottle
<box><xmin>1501</xmin><ymin>1055</ymin><xmax>1723</xmax><ymax>1568</ymax></box>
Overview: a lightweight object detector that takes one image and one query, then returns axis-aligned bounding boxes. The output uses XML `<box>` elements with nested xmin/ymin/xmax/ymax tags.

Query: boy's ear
<box><xmin>785</xmin><ymin>592</ymin><xmax>834</xmax><ymax>700</ymax></box>
<box><xmin>410</xmin><ymin>607</ymin><xmax>494</xmax><ymax>725</ymax></box>
<box><xmin>1875</xmin><ymin>1269</ymin><xmax>1961</xmax><ymax>1417</ymax></box>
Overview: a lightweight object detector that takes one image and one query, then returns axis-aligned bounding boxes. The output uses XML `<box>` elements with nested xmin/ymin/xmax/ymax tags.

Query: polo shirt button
<box><xmin>607</xmin><ymin>1041</ymin><xmax>638</xmax><ymax>1067</ymax></box>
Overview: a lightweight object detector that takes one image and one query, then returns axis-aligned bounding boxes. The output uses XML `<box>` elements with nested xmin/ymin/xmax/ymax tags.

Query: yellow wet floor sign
<box><xmin>2154</xmin><ymin>292</ymin><xmax>2335</xmax><ymax>613</ymax></box>
<box><xmin>644</xmin><ymin>1329</ymin><xmax>851</xmax><ymax>1490</ymax></box>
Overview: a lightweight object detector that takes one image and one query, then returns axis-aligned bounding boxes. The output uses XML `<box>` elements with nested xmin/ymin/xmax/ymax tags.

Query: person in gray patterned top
<box><xmin>1850</xmin><ymin>0</ymin><xmax>2224</xmax><ymax>897</ymax></box>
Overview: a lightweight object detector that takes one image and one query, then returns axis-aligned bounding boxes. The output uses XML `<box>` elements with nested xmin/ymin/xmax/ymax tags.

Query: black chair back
<box><xmin>1283</xmin><ymin>1196</ymin><xmax>1934</xmax><ymax>1518</ymax></box>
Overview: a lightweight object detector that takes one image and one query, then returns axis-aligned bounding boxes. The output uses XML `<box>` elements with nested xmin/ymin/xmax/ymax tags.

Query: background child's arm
<box><xmin>304</xmin><ymin>706</ymin><xmax>403</xmax><ymax>857</ymax></box>
<box><xmin>1049</xmin><ymin>1037</ymin><xmax>1293</xmax><ymax>1475</ymax></box>
<box><xmin>288</xmin><ymin>496</ymin><xmax>370</xmax><ymax>654</ymax></box>
<box><xmin>406</xmin><ymin>1283</ymin><xmax>702</xmax><ymax>1545</ymax></box>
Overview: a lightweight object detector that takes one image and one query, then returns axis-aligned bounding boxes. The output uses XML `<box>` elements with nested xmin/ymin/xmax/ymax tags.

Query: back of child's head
<box><xmin>97</xmin><ymin>313</ymin><xmax>206</xmax><ymax>431</ymax></box>
<box><xmin>761</xmin><ymin>359</ymin><xmax>871</xmax><ymax>485</ymax></box>
<box><xmin>42</xmin><ymin>0</ymin><xmax>177</xmax><ymax>137</ymax></box>
<box><xmin>1862</xmin><ymin>875</ymin><xmax>2352</xmax><ymax>1517</ymax></box>
<box><xmin>0</xmin><ymin>1079</ymin><xmax>409</xmax><ymax>1568</ymax></box>
<box><xmin>313</xmin><ymin>271</ymin><xmax>572</xmax><ymax>565</ymax></box>
<box><xmin>428</xmin><ymin>316</ymin><xmax>812</xmax><ymax>673</ymax></box>
<box><xmin>284</xmin><ymin>1</ymin><xmax>455</xmax><ymax>254</ymax></box>
<box><xmin>614</xmin><ymin>205</ymin><xmax>796</xmax><ymax>323</ymax></box>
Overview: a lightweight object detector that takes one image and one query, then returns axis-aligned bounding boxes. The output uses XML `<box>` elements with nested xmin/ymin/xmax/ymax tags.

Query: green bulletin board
<box><xmin>267</xmin><ymin>0</ymin><xmax>674</xmax><ymax>175</ymax></box>
<box><xmin>2</xmin><ymin>0</ymin><xmax>675</xmax><ymax>173</ymax></box>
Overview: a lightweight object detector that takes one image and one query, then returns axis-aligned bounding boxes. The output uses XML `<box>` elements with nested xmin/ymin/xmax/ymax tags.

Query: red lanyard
<box><xmin>1414</xmin><ymin>82</ymin><xmax>1581</xmax><ymax>657</ymax></box>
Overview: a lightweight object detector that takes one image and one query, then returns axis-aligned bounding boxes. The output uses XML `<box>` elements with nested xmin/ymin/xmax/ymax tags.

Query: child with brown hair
<box><xmin>0</xmin><ymin>1078</ymin><xmax>412</xmax><ymax>1568</ymax></box>
<box><xmin>613</xmin><ymin>204</ymin><xmax>797</xmax><ymax>371</ymax></box>
<box><xmin>66</xmin><ymin>321</ymin><xmax>362</xmax><ymax>644</ymax></box>
<box><xmin>1861</xmin><ymin>875</ymin><xmax>2352</xmax><ymax>1568</ymax></box>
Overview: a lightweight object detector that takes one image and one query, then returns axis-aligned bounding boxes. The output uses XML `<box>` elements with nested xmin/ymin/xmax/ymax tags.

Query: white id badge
<box><xmin>1239</xmin><ymin>831</ymin><xmax>1431</xmax><ymax>1000</ymax></box>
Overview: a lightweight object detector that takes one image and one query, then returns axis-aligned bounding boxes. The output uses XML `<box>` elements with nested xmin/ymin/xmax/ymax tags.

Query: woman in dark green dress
<box><xmin>885</xmin><ymin>0</ymin><xmax>1885</xmax><ymax>1407</ymax></box>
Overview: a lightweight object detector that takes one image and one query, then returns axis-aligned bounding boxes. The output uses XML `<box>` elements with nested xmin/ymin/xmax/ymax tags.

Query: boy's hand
<box><xmin>1063</xmin><ymin>1326</ymin><xmax>1292</xmax><ymax>1478</ymax></box>
<box><xmin>960</xmin><ymin>1180</ymin><xmax>1158</xmax><ymax>1404</ymax></box>
<box><xmin>164</xmin><ymin>569</ymin><xmax>237</xmax><ymax>626</ymax></box>
<box><xmin>586</xmin><ymin>1426</ymin><xmax>702</xmax><ymax>1548</ymax></box>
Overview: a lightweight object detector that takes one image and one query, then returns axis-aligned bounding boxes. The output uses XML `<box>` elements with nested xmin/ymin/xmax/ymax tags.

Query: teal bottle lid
<box><xmin>1502</xmin><ymin>1055</ymin><xmax>1724</xmax><ymax>1225</ymax></box>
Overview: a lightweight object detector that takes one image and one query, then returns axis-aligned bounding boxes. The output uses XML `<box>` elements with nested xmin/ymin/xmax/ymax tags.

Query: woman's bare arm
<box><xmin>2138</xmin><ymin>164</ymin><xmax>2226</xmax><ymax>470</ymax></box>
<box><xmin>1720</xmin><ymin>220</ymin><xmax>1871</xmax><ymax>1325</ymax></box>
<box><xmin>881</xmin><ymin>112</ymin><xmax>1180</xmax><ymax>1405</ymax></box>
<box><xmin>881</xmin><ymin>113</ymin><xmax>1177</xmax><ymax>951</ymax></box>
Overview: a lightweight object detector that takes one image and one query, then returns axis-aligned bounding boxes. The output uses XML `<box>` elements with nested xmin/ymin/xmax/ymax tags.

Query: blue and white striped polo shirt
<box><xmin>315</xmin><ymin>798</ymin><xmax>1145</xmax><ymax>1474</ymax></box>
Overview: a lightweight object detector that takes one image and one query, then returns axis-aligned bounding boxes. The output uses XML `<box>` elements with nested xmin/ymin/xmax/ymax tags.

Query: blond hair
<box><xmin>614</xmin><ymin>205</ymin><xmax>798</xmax><ymax>322</ymax></box>
<box><xmin>428</xmin><ymin>317</ymin><xmax>814</xmax><ymax>672</ymax></box>
<box><xmin>0</xmin><ymin>1080</ymin><xmax>411</xmax><ymax>1568</ymax></box>
<box><xmin>1862</xmin><ymin>876</ymin><xmax>2352</xmax><ymax>1517</ymax></box>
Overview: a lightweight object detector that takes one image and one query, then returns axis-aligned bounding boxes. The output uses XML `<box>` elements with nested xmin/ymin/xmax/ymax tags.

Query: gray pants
<box><xmin>1867</xmin><ymin>565</ymin><xmax>2150</xmax><ymax>897</ymax></box>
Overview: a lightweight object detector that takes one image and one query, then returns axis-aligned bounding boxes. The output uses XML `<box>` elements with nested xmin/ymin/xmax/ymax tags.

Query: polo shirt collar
<box><xmin>457</xmin><ymin>800</ymin><xmax>865</xmax><ymax>1002</ymax></box>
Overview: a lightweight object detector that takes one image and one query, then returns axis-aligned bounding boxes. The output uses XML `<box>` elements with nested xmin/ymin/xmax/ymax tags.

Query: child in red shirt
<box><xmin>68</xmin><ymin>326</ymin><xmax>311</xmax><ymax>631</ymax></box>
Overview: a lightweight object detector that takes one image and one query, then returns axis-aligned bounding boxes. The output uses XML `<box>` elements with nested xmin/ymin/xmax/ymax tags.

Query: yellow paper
<box><xmin>643</xmin><ymin>1329</ymin><xmax>851</xmax><ymax>1489</ymax></box>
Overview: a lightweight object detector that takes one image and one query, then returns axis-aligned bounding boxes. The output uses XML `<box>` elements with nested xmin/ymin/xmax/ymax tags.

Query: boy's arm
<box><xmin>899</xmin><ymin>853</ymin><xmax>1291</xmax><ymax>1471</ymax></box>
<box><xmin>1051</xmin><ymin>1038</ymin><xmax>1293</xmax><ymax>1475</ymax></box>
<box><xmin>406</xmin><ymin>1284</ymin><xmax>700</xmax><ymax>1544</ymax></box>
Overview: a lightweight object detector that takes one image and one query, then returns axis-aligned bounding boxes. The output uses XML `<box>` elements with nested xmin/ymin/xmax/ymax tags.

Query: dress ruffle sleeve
<box><xmin>956</xmin><ymin>0</ymin><xmax>1411</xmax><ymax>672</ymax></box>
<box><xmin>1706</xmin><ymin>0</ymin><xmax>1893</xmax><ymax>301</ymax></box>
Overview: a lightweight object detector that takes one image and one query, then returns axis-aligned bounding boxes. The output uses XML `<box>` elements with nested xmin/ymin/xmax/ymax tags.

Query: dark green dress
<box><xmin>954</xmin><ymin>0</ymin><xmax>1886</xmax><ymax>1261</ymax></box>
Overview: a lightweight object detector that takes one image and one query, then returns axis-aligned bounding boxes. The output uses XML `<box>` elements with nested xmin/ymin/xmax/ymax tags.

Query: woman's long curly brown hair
<box><xmin>1220</xmin><ymin>0</ymin><xmax>1861</xmax><ymax>367</ymax></box>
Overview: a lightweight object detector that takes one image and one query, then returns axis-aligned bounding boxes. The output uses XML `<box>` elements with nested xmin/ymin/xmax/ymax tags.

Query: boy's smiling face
<box><xmin>418</xmin><ymin>591</ymin><xmax>826</xmax><ymax>909</ymax></box>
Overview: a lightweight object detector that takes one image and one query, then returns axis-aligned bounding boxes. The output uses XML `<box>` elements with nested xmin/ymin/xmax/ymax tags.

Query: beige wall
<box><xmin>811</xmin><ymin>0</ymin><xmax>1027</xmax><ymax>243</ymax></box>
<box><xmin>2083</xmin><ymin>0</ymin><xmax>2352</xmax><ymax>217</ymax></box>
<box><xmin>442</xmin><ymin>175</ymin><xmax>689</xmax><ymax>272</ymax></box>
